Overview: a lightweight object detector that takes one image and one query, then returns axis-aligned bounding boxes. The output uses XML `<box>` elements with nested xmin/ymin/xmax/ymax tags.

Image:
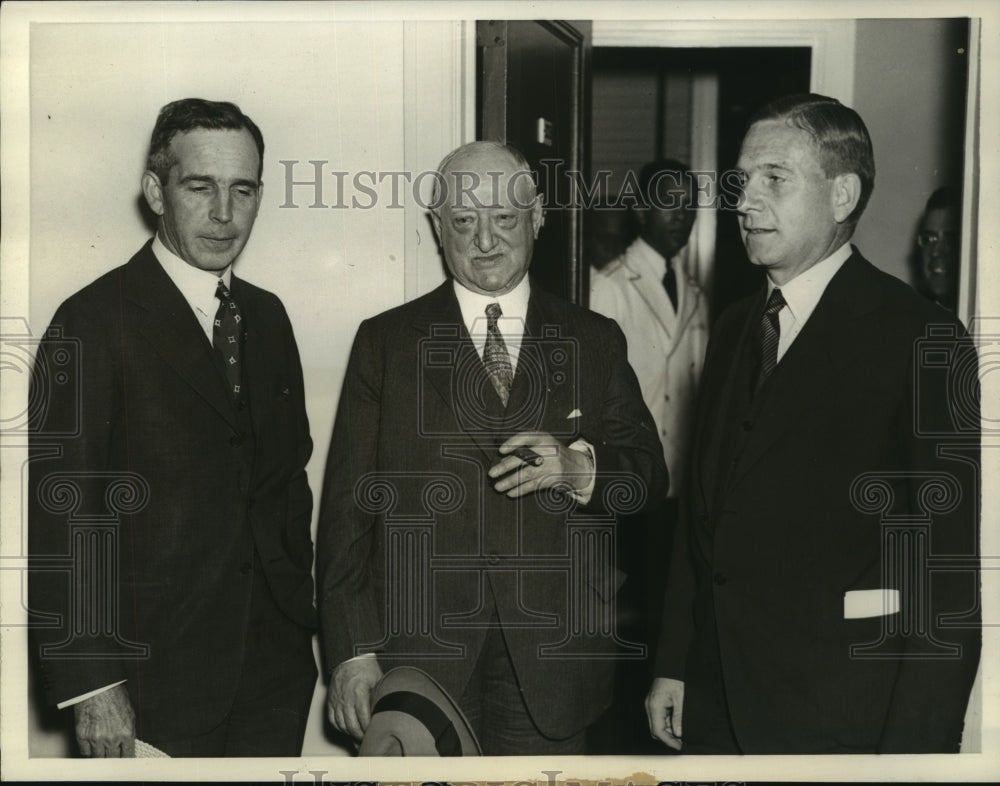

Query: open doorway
<box><xmin>587</xmin><ymin>46</ymin><xmax>811</xmax><ymax>320</ymax></box>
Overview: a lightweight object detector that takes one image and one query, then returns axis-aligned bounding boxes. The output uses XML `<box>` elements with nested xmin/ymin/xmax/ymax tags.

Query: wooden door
<box><xmin>477</xmin><ymin>20</ymin><xmax>592</xmax><ymax>305</ymax></box>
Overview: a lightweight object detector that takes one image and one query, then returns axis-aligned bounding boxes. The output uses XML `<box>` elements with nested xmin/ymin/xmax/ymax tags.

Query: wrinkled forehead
<box><xmin>439</xmin><ymin>151</ymin><xmax>536</xmax><ymax>211</ymax></box>
<box><xmin>739</xmin><ymin>118</ymin><xmax>822</xmax><ymax>168</ymax></box>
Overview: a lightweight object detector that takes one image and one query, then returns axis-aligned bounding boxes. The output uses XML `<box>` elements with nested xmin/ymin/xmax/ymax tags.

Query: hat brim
<box><xmin>359</xmin><ymin>666</ymin><xmax>481</xmax><ymax>756</ymax></box>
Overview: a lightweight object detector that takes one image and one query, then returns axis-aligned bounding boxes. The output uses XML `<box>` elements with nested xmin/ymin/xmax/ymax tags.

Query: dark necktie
<box><xmin>483</xmin><ymin>302</ymin><xmax>514</xmax><ymax>407</ymax></box>
<box><xmin>662</xmin><ymin>265</ymin><xmax>679</xmax><ymax>312</ymax></box>
<box><xmin>214</xmin><ymin>279</ymin><xmax>244</xmax><ymax>400</ymax></box>
<box><xmin>754</xmin><ymin>287</ymin><xmax>786</xmax><ymax>392</ymax></box>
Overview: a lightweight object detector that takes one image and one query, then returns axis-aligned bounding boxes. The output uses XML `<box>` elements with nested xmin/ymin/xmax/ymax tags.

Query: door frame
<box><xmin>592</xmin><ymin>19</ymin><xmax>856</xmax><ymax>105</ymax></box>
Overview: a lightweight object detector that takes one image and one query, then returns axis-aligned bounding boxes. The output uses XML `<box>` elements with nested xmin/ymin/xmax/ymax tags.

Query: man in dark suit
<box><xmin>29</xmin><ymin>98</ymin><xmax>317</xmax><ymax>757</ymax></box>
<box><xmin>317</xmin><ymin>141</ymin><xmax>667</xmax><ymax>754</ymax></box>
<box><xmin>647</xmin><ymin>93</ymin><xmax>980</xmax><ymax>754</ymax></box>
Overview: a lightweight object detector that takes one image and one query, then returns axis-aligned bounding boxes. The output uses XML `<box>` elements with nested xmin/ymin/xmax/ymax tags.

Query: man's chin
<box><xmin>187</xmin><ymin>255</ymin><xmax>238</xmax><ymax>273</ymax></box>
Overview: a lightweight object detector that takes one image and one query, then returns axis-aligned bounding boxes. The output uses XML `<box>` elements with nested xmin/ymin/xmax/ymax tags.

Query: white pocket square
<box><xmin>844</xmin><ymin>589</ymin><xmax>900</xmax><ymax>619</ymax></box>
<box><xmin>566</xmin><ymin>409</ymin><xmax>582</xmax><ymax>419</ymax></box>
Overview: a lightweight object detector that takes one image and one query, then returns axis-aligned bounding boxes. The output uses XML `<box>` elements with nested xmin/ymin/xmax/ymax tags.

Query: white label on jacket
<box><xmin>843</xmin><ymin>588</ymin><xmax>900</xmax><ymax>619</ymax></box>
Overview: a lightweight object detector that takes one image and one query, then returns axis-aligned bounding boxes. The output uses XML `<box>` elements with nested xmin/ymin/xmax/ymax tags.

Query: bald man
<box><xmin>317</xmin><ymin>142</ymin><xmax>667</xmax><ymax>754</ymax></box>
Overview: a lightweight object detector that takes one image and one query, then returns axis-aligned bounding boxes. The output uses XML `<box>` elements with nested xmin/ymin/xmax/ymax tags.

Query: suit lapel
<box><xmin>728</xmin><ymin>252</ymin><xmax>882</xmax><ymax>488</ymax></box>
<box><xmin>124</xmin><ymin>243</ymin><xmax>239</xmax><ymax>429</ymax></box>
<box><xmin>504</xmin><ymin>288</ymin><xmax>577</xmax><ymax>437</ymax></box>
<box><xmin>625</xmin><ymin>250</ymin><xmax>677</xmax><ymax>340</ymax></box>
<box><xmin>412</xmin><ymin>282</ymin><xmax>499</xmax><ymax>461</ymax></box>
<box><xmin>695</xmin><ymin>292</ymin><xmax>760</xmax><ymax>502</ymax></box>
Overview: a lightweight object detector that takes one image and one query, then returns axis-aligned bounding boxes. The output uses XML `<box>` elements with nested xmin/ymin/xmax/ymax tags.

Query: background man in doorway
<box><xmin>589</xmin><ymin>159</ymin><xmax>708</xmax><ymax>752</ymax></box>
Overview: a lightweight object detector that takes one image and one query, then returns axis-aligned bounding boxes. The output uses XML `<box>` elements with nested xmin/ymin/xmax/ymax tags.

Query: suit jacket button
<box><xmin>230</xmin><ymin>434</ymin><xmax>243</xmax><ymax>447</ymax></box>
<box><xmin>713</xmin><ymin>572</ymin><xmax>727</xmax><ymax>586</ymax></box>
<box><xmin>486</xmin><ymin>553</ymin><xmax>500</xmax><ymax>566</ymax></box>
<box><xmin>240</xmin><ymin>561</ymin><xmax>252</xmax><ymax>575</ymax></box>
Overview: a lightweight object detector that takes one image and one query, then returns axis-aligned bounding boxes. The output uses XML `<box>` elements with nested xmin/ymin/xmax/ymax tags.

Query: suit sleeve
<box><xmin>278</xmin><ymin>300</ymin><xmax>315</xmax><ymax>580</ymax></box>
<box><xmin>878</xmin><ymin>327</ymin><xmax>981</xmax><ymax>752</ymax></box>
<box><xmin>316</xmin><ymin>319</ymin><xmax>386</xmax><ymax>673</ymax></box>
<box><xmin>28</xmin><ymin>297</ymin><xmax>131</xmax><ymax>705</ymax></box>
<box><xmin>584</xmin><ymin>318</ymin><xmax>669</xmax><ymax>514</ymax></box>
<box><xmin>653</xmin><ymin>304</ymin><xmax>730</xmax><ymax>680</ymax></box>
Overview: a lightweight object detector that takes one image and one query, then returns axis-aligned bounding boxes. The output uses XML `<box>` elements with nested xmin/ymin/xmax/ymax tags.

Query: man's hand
<box><xmin>326</xmin><ymin>657</ymin><xmax>383</xmax><ymax>742</ymax></box>
<box><xmin>73</xmin><ymin>684</ymin><xmax>135</xmax><ymax>758</ymax></box>
<box><xmin>489</xmin><ymin>432</ymin><xmax>592</xmax><ymax>498</ymax></box>
<box><xmin>646</xmin><ymin>677</ymin><xmax>684</xmax><ymax>750</ymax></box>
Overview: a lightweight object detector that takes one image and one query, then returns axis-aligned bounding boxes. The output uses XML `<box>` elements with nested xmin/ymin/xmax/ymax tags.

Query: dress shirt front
<box><xmin>768</xmin><ymin>242</ymin><xmax>851</xmax><ymax>363</ymax></box>
<box><xmin>152</xmin><ymin>234</ymin><xmax>233</xmax><ymax>343</ymax></box>
<box><xmin>452</xmin><ymin>275</ymin><xmax>530</xmax><ymax>373</ymax></box>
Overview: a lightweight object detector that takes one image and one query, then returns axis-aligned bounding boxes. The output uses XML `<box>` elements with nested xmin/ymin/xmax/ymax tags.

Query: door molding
<box><xmin>593</xmin><ymin>19</ymin><xmax>856</xmax><ymax>106</ymax></box>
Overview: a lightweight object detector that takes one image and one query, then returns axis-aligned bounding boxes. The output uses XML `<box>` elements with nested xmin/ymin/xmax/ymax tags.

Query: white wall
<box><xmin>21</xmin><ymin>14</ymin><xmax>470</xmax><ymax>758</ymax></box>
<box><xmin>851</xmin><ymin>18</ymin><xmax>969</xmax><ymax>286</ymax></box>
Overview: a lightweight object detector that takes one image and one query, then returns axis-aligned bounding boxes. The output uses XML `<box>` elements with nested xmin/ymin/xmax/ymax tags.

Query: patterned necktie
<box><xmin>483</xmin><ymin>302</ymin><xmax>514</xmax><ymax>407</ymax></box>
<box><xmin>662</xmin><ymin>265</ymin><xmax>679</xmax><ymax>312</ymax></box>
<box><xmin>754</xmin><ymin>287</ymin><xmax>786</xmax><ymax>392</ymax></box>
<box><xmin>214</xmin><ymin>279</ymin><xmax>244</xmax><ymax>400</ymax></box>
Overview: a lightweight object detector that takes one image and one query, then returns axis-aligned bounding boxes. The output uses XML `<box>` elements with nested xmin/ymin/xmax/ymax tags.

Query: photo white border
<box><xmin>2</xmin><ymin>0</ymin><xmax>997</xmax><ymax>781</ymax></box>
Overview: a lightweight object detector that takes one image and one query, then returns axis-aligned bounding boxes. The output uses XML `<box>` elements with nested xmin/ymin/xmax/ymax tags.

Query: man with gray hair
<box><xmin>318</xmin><ymin>141</ymin><xmax>667</xmax><ymax>754</ymax></box>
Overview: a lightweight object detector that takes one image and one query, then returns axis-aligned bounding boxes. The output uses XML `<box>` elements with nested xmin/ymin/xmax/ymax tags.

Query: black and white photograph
<box><xmin>1</xmin><ymin>0</ymin><xmax>997</xmax><ymax>782</ymax></box>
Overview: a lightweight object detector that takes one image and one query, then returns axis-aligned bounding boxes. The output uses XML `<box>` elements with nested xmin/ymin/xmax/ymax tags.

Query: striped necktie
<box><xmin>754</xmin><ymin>287</ymin><xmax>786</xmax><ymax>392</ymax></box>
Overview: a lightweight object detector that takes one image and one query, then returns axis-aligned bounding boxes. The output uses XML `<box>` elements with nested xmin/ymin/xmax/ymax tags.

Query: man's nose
<box><xmin>211</xmin><ymin>191</ymin><xmax>233</xmax><ymax>223</ymax></box>
<box><xmin>737</xmin><ymin>181</ymin><xmax>761</xmax><ymax>215</ymax></box>
<box><xmin>475</xmin><ymin>220</ymin><xmax>497</xmax><ymax>252</ymax></box>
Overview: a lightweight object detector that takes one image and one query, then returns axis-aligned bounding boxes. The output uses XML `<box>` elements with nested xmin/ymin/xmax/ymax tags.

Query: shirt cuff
<box><xmin>567</xmin><ymin>439</ymin><xmax>596</xmax><ymax>504</ymax></box>
<box><xmin>56</xmin><ymin>680</ymin><xmax>127</xmax><ymax>710</ymax></box>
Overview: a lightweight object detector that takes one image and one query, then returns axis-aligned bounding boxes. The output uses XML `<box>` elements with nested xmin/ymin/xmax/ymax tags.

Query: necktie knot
<box><xmin>764</xmin><ymin>287</ymin><xmax>786</xmax><ymax>318</ymax></box>
<box><xmin>753</xmin><ymin>287</ymin><xmax>785</xmax><ymax>395</ymax></box>
<box><xmin>485</xmin><ymin>302</ymin><xmax>503</xmax><ymax>322</ymax></box>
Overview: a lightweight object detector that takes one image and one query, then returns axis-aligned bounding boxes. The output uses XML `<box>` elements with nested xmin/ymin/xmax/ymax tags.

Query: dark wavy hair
<box><xmin>146</xmin><ymin>98</ymin><xmax>264</xmax><ymax>184</ymax></box>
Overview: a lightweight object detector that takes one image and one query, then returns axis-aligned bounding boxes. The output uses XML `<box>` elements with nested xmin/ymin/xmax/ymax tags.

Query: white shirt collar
<box><xmin>768</xmin><ymin>242</ymin><xmax>852</xmax><ymax>328</ymax></box>
<box><xmin>152</xmin><ymin>234</ymin><xmax>232</xmax><ymax>308</ymax></box>
<box><xmin>452</xmin><ymin>275</ymin><xmax>531</xmax><ymax>367</ymax></box>
<box><xmin>453</xmin><ymin>275</ymin><xmax>530</xmax><ymax>332</ymax></box>
<box><xmin>627</xmin><ymin>236</ymin><xmax>675</xmax><ymax>279</ymax></box>
<box><xmin>151</xmin><ymin>235</ymin><xmax>233</xmax><ymax>342</ymax></box>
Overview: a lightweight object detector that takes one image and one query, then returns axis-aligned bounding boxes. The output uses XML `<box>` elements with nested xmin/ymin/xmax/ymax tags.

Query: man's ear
<box><xmin>141</xmin><ymin>171</ymin><xmax>166</xmax><ymax>216</ymax></box>
<box><xmin>530</xmin><ymin>197</ymin><xmax>544</xmax><ymax>238</ymax></box>
<box><xmin>255</xmin><ymin>182</ymin><xmax>264</xmax><ymax>215</ymax></box>
<box><xmin>430</xmin><ymin>209</ymin><xmax>443</xmax><ymax>244</ymax></box>
<box><xmin>832</xmin><ymin>173</ymin><xmax>862</xmax><ymax>224</ymax></box>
